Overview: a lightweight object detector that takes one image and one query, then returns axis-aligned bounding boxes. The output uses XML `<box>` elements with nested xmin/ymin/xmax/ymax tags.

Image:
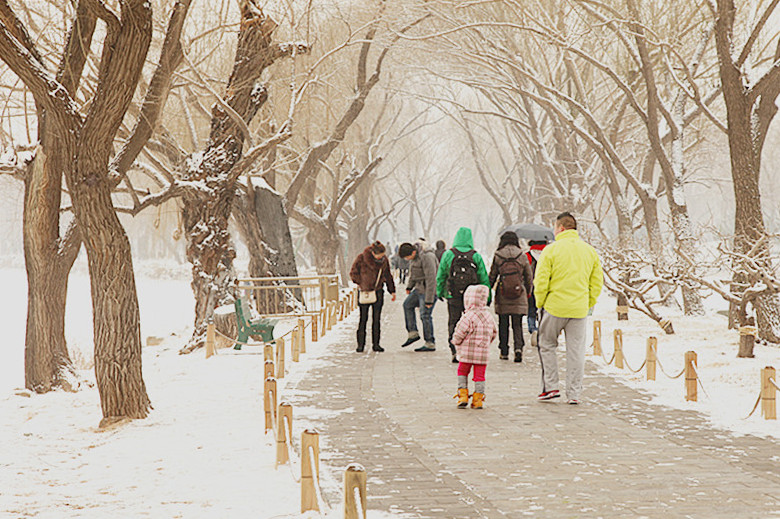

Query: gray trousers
<box><xmin>536</xmin><ymin>310</ymin><xmax>587</xmax><ymax>400</ymax></box>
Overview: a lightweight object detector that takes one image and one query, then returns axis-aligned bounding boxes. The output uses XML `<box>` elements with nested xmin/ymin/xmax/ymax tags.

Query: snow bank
<box><xmin>590</xmin><ymin>294</ymin><xmax>780</xmax><ymax>439</ymax></box>
<box><xmin>0</xmin><ymin>267</ymin><xmax>404</xmax><ymax>517</ymax></box>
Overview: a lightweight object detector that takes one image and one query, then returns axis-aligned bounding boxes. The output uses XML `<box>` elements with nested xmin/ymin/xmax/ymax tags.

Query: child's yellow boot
<box><xmin>471</xmin><ymin>392</ymin><xmax>484</xmax><ymax>409</ymax></box>
<box><xmin>456</xmin><ymin>388</ymin><xmax>469</xmax><ymax>408</ymax></box>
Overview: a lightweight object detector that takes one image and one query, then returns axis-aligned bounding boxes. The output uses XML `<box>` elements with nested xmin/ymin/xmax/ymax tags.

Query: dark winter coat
<box><xmin>350</xmin><ymin>247</ymin><xmax>395</xmax><ymax>294</ymax></box>
<box><xmin>406</xmin><ymin>241</ymin><xmax>439</xmax><ymax>304</ymax></box>
<box><xmin>489</xmin><ymin>244</ymin><xmax>533</xmax><ymax>315</ymax></box>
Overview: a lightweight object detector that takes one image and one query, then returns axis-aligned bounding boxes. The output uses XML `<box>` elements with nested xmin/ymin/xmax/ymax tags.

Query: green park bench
<box><xmin>233</xmin><ymin>297</ymin><xmax>279</xmax><ymax>350</ymax></box>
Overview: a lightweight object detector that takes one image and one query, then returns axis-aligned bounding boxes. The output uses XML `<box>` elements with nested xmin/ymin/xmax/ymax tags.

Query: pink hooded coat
<box><xmin>452</xmin><ymin>284</ymin><xmax>497</xmax><ymax>365</ymax></box>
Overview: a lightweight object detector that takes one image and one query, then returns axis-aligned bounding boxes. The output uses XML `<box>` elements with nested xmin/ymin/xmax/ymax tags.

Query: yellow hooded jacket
<box><xmin>533</xmin><ymin>229</ymin><xmax>603</xmax><ymax>319</ymax></box>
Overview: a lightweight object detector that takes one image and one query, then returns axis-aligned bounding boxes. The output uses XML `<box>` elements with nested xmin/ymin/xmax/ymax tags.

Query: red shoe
<box><xmin>537</xmin><ymin>389</ymin><xmax>560</xmax><ymax>401</ymax></box>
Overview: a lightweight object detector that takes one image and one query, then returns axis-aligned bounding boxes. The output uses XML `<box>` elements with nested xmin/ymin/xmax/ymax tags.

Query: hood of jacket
<box><xmin>415</xmin><ymin>239</ymin><xmax>433</xmax><ymax>254</ymax></box>
<box><xmin>496</xmin><ymin>244</ymin><xmax>523</xmax><ymax>260</ymax></box>
<box><xmin>463</xmin><ymin>283</ymin><xmax>489</xmax><ymax>310</ymax></box>
<box><xmin>452</xmin><ymin>227</ymin><xmax>474</xmax><ymax>252</ymax></box>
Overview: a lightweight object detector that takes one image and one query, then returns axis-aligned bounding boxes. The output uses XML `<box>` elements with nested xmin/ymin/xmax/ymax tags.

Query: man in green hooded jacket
<box><xmin>436</xmin><ymin>227</ymin><xmax>491</xmax><ymax>362</ymax></box>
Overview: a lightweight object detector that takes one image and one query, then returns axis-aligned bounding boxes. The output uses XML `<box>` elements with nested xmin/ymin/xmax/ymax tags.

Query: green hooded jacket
<box><xmin>436</xmin><ymin>227</ymin><xmax>491</xmax><ymax>300</ymax></box>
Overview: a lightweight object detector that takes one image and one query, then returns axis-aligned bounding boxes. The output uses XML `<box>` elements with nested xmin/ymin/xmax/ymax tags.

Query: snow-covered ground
<box><xmin>1</xmin><ymin>262</ymin><xmax>778</xmax><ymax>517</ymax></box>
<box><xmin>0</xmin><ymin>263</ymin><xmax>402</xmax><ymax>518</ymax></box>
<box><xmin>590</xmin><ymin>293</ymin><xmax>780</xmax><ymax>439</ymax></box>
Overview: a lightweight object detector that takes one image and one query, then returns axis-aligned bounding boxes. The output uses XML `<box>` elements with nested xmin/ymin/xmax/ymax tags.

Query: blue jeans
<box><xmin>527</xmin><ymin>293</ymin><xmax>538</xmax><ymax>333</ymax></box>
<box><xmin>403</xmin><ymin>289</ymin><xmax>435</xmax><ymax>343</ymax></box>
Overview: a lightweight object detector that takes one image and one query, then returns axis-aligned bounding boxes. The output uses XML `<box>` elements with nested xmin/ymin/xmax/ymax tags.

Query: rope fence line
<box><xmin>690</xmin><ymin>360</ymin><xmax>710</xmax><ymax>399</ymax></box>
<box><xmin>242</xmin><ymin>285</ymin><xmax>371</xmax><ymax>516</ymax></box>
<box><xmin>590</xmin><ymin>320</ymin><xmax>777</xmax><ymax>421</ymax></box>
<box><xmin>654</xmin><ymin>356</ymin><xmax>686</xmax><ymax>380</ymax></box>
<box><xmin>309</xmin><ymin>444</ymin><xmax>330</xmax><ymax>513</ymax></box>
<box><xmin>622</xmin><ymin>355</ymin><xmax>647</xmax><ymax>374</ymax></box>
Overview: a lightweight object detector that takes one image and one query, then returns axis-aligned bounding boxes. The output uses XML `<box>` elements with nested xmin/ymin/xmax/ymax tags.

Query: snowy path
<box><xmin>288</xmin><ymin>297</ymin><xmax>780</xmax><ymax>518</ymax></box>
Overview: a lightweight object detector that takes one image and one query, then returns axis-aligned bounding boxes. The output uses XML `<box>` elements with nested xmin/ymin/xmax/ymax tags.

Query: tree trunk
<box><xmin>235</xmin><ymin>182</ymin><xmax>298</xmax><ymax>278</ymax></box>
<box><xmin>306</xmin><ymin>225</ymin><xmax>340</xmax><ymax>275</ymax></box>
<box><xmin>714</xmin><ymin>0</ymin><xmax>780</xmax><ymax>342</ymax></box>
<box><xmin>73</xmin><ymin>161</ymin><xmax>150</xmax><ymax>420</ymax></box>
<box><xmin>23</xmin><ymin>147</ymin><xmax>77</xmax><ymax>392</ymax></box>
<box><xmin>181</xmin><ymin>5</ymin><xmax>290</xmax><ymax>351</ymax></box>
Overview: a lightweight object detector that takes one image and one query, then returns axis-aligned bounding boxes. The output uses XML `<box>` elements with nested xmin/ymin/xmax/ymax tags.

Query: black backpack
<box><xmin>448</xmin><ymin>249</ymin><xmax>479</xmax><ymax>298</ymax></box>
<box><xmin>498</xmin><ymin>253</ymin><xmax>525</xmax><ymax>300</ymax></box>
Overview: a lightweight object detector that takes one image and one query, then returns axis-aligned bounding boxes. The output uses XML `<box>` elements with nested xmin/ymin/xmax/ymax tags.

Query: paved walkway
<box><xmin>287</xmin><ymin>297</ymin><xmax>780</xmax><ymax>518</ymax></box>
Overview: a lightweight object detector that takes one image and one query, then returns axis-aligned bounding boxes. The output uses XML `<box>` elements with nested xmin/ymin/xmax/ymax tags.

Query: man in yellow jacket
<box><xmin>534</xmin><ymin>212</ymin><xmax>603</xmax><ymax>404</ymax></box>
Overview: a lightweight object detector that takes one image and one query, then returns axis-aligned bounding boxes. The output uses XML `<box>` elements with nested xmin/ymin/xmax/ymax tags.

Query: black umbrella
<box><xmin>499</xmin><ymin>223</ymin><xmax>555</xmax><ymax>242</ymax></box>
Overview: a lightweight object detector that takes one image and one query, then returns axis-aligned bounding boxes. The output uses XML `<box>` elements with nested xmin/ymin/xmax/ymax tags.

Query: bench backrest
<box><xmin>235</xmin><ymin>297</ymin><xmax>253</xmax><ymax>326</ymax></box>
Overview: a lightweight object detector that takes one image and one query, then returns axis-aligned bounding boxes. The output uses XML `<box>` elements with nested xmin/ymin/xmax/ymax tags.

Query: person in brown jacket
<box><xmin>489</xmin><ymin>231</ymin><xmax>533</xmax><ymax>362</ymax></box>
<box><xmin>349</xmin><ymin>241</ymin><xmax>396</xmax><ymax>352</ymax></box>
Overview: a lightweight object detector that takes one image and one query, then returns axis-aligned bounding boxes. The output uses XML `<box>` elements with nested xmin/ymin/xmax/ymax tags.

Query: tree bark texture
<box><xmin>23</xmin><ymin>147</ymin><xmax>79</xmax><ymax>392</ymax></box>
<box><xmin>63</xmin><ymin>1</ymin><xmax>154</xmax><ymax>420</ymax></box>
<box><xmin>234</xmin><ymin>182</ymin><xmax>298</xmax><ymax>279</ymax></box>
<box><xmin>181</xmin><ymin>4</ymin><xmax>285</xmax><ymax>351</ymax></box>
<box><xmin>714</xmin><ymin>0</ymin><xmax>780</xmax><ymax>342</ymax></box>
<box><xmin>19</xmin><ymin>2</ymin><xmax>96</xmax><ymax>392</ymax></box>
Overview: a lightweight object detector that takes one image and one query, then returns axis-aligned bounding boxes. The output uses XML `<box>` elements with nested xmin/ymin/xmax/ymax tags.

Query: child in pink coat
<box><xmin>452</xmin><ymin>284</ymin><xmax>497</xmax><ymax>409</ymax></box>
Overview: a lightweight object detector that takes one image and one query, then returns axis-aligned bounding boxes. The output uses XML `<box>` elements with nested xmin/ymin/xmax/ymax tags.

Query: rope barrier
<box><xmin>689</xmin><ymin>360</ymin><xmax>710</xmax><ymax>399</ymax></box>
<box><xmin>269</xmin><ymin>390</ymin><xmax>278</xmax><ymax>440</ymax></box>
<box><xmin>353</xmin><ymin>485</ymin><xmax>365</xmax><ymax>518</ymax></box>
<box><xmin>283</xmin><ymin>414</ymin><xmax>301</xmax><ymax>483</ymax></box>
<box><xmin>769</xmin><ymin>377</ymin><xmax>780</xmax><ymax>392</ymax></box>
<box><xmin>309</xmin><ymin>445</ymin><xmax>330</xmax><ymax>513</ymax></box>
<box><xmin>622</xmin><ymin>355</ymin><xmax>647</xmax><ymax>374</ymax></box>
<box><xmin>655</xmin><ymin>356</ymin><xmax>686</xmax><ymax>379</ymax></box>
<box><xmin>213</xmin><ymin>324</ymin><xmax>298</xmax><ymax>347</ymax></box>
<box><xmin>599</xmin><ymin>347</ymin><xmax>616</xmax><ymax>366</ymax></box>
<box><xmin>743</xmin><ymin>390</ymin><xmax>763</xmax><ymax>419</ymax></box>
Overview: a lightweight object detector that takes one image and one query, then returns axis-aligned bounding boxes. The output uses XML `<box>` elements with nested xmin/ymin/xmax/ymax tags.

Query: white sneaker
<box><xmin>530</xmin><ymin>331</ymin><xmax>538</xmax><ymax>347</ymax></box>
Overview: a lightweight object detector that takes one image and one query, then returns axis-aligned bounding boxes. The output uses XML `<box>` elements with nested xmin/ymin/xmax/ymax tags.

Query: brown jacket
<box><xmin>489</xmin><ymin>244</ymin><xmax>533</xmax><ymax>315</ymax></box>
<box><xmin>350</xmin><ymin>247</ymin><xmax>395</xmax><ymax>293</ymax></box>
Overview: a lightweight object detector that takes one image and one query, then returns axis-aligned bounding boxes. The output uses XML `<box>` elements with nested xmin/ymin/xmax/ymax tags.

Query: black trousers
<box><xmin>498</xmin><ymin>313</ymin><xmax>525</xmax><ymax>354</ymax></box>
<box><xmin>357</xmin><ymin>290</ymin><xmax>384</xmax><ymax>349</ymax></box>
<box><xmin>447</xmin><ymin>297</ymin><xmax>465</xmax><ymax>354</ymax></box>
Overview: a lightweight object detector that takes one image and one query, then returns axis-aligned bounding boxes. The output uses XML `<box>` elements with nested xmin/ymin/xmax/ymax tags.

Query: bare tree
<box><xmin>712</xmin><ymin>0</ymin><xmax>780</xmax><ymax>341</ymax></box>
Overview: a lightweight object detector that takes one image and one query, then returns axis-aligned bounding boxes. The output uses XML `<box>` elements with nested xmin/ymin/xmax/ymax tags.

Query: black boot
<box><xmin>372</xmin><ymin>345</ymin><xmax>385</xmax><ymax>352</ymax></box>
<box><xmin>514</xmin><ymin>349</ymin><xmax>523</xmax><ymax>363</ymax></box>
<box><xmin>356</xmin><ymin>345</ymin><xmax>365</xmax><ymax>352</ymax></box>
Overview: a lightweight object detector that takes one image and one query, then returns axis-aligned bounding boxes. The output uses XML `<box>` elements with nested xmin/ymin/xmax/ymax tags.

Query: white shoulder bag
<box><xmin>359</xmin><ymin>267</ymin><xmax>383</xmax><ymax>305</ymax></box>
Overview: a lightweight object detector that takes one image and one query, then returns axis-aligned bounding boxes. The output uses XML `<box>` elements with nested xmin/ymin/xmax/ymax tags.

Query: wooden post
<box><xmin>592</xmin><ymin>320</ymin><xmax>602</xmax><ymax>356</ymax></box>
<box><xmin>327</xmin><ymin>302</ymin><xmax>335</xmax><ymax>331</ymax></box>
<box><xmin>762</xmin><ymin>366</ymin><xmax>776</xmax><ymax>420</ymax></box>
<box><xmin>617</xmin><ymin>293</ymin><xmax>629</xmax><ymax>320</ymax></box>
<box><xmin>264</xmin><ymin>377</ymin><xmax>277</xmax><ymax>433</ymax></box>
<box><xmin>312</xmin><ymin>315</ymin><xmax>319</xmax><ymax>342</ymax></box>
<box><xmin>301</xmin><ymin>429</ymin><xmax>320</xmax><ymax>513</ymax></box>
<box><xmin>299</xmin><ymin>318</ymin><xmax>307</xmax><ymax>353</ymax></box>
<box><xmin>276</xmin><ymin>337</ymin><xmax>285</xmax><ymax>379</ymax></box>
<box><xmin>264</xmin><ymin>344</ymin><xmax>273</xmax><ymax>362</ymax></box>
<box><xmin>614</xmin><ymin>329</ymin><xmax>624</xmax><ymax>369</ymax></box>
<box><xmin>738</xmin><ymin>326</ymin><xmax>756</xmax><ymax>358</ymax></box>
<box><xmin>685</xmin><ymin>351</ymin><xmax>697</xmax><ymax>402</ymax></box>
<box><xmin>646</xmin><ymin>337</ymin><xmax>657</xmax><ymax>381</ymax></box>
<box><xmin>205</xmin><ymin>321</ymin><xmax>216</xmax><ymax>358</ymax></box>
<box><xmin>276</xmin><ymin>402</ymin><xmax>293</xmax><ymax>466</ymax></box>
<box><xmin>344</xmin><ymin>463</ymin><xmax>367</xmax><ymax>519</ymax></box>
<box><xmin>264</xmin><ymin>360</ymin><xmax>274</xmax><ymax>380</ymax></box>
<box><xmin>292</xmin><ymin>326</ymin><xmax>300</xmax><ymax>362</ymax></box>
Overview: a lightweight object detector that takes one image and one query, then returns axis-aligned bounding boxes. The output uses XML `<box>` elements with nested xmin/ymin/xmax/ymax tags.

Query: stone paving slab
<box><xmin>287</xmin><ymin>298</ymin><xmax>780</xmax><ymax>518</ymax></box>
